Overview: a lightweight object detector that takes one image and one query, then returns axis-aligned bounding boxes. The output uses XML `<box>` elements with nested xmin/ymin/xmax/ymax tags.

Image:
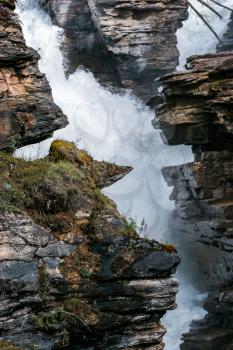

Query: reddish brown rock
<box><xmin>0</xmin><ymin>1</ymin><xmax>67</xmax><ymax>151</ymax></box>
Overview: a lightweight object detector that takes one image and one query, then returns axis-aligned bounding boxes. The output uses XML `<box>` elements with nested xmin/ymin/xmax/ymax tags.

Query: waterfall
<box><xmin>177</xmin><ymin>0</ymin><xmax>232</xmax><ymax>69</ymax></box>
<box><xmin>15</xmin><ymin>0</ymin><xmax>192</xmax><ymax>237</ymax></box>
<box><xmin>15</xmin><ymin>0</ymin><xmax>231</xmax><ymax>349</ymax></box>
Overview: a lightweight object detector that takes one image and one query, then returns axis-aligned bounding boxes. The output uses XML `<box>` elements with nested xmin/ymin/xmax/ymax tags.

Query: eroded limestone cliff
<box><xmin>40</xmin><ymin>0</ymin><xmax>188</xmax><ymax>103</ymax></box>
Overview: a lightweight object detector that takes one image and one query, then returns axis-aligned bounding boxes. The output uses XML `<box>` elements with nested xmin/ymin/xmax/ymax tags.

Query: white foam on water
<box><xmin>15</xmin><ymin>1</ymin><xmax>231</xmax><ymax>348</ymax></box>
<box><xmin>163</xmin><ymin>270</ymin><xmax>207</xmax><ymax>350</ymax></box>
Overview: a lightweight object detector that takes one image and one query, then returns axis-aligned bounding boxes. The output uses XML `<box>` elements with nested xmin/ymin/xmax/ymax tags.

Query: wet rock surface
<box><xmin>0</xmin><ymin>0</ymin><xmax>67</xmax><ymax>151</ymax></box>
<box><xmin>40</xmin><ymin>0</ymin><xmax>188</xmax><ymax>103</ymax></box>
<box><xmin>155</xmin><ymin>50</ymin><xmax>233</xmax><ymax>349</ymax></box>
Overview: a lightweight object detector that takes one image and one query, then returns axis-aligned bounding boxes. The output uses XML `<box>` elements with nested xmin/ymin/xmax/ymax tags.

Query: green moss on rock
<box><xmin>0</xmin><ymin>340</ymin><xmax>22</xmax><ymax>350</ymax></box>
<box><xmin>0</xmin><ymin>141</ymin><xmax>130</xmax><ymax>238</ymax></box>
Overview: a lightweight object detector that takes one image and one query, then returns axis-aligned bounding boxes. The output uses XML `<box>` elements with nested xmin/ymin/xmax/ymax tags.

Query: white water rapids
<box><xmin>177</xmin><ymin>0</ymin><xmax>232</xmax><ymax>69</ymax></box>
<box><xmin>15</xmin><ymin>1</ymin><xmax>231</xmax><ymax>349</ymax></box>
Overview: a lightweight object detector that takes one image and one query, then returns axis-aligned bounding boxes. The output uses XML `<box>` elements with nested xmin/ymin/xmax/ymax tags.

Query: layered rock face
<box><xmin>0</xmin><ymin>141</ymin><xmax>180</xmax><ymax>350</ymax></box>
<box><xmin>40</xmin><ymin>0</ymin><xmax>122</xmax><ymax>87</ymax></box>
<box><xmin>155</xmin><ymin>52</ymin><xmax>233</xmax><ymax>348</ymax></box>
<box><xmin>155</xmin><ymin>52</ymin><xmax>233</xmax><ymax>287</ymax></box>
<box><xmin>0</xmin><ymin>0</ymin><xmax>67</xmax><ymax>151</ymax></box>
<box><xmin>40</xmin><ymin>0</ymin><xmax>188</xmax><ymax>103</ymax></box>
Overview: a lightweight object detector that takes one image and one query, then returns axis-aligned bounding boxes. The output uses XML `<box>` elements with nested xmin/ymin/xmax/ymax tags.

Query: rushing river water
<box><xmin>15</xmin><ymin>1</ymin><xmax>232</xmax><ymax>348</ymax></box>
<box><xmin>177</xmin><ymin>0</ymin><xmax>232</xmax><ymax>69</ymax></box>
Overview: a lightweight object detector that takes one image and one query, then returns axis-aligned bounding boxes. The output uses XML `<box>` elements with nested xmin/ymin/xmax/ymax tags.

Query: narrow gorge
<box><xmin>0</xmin><ymin>1</ymin><xmax>180</xmax><ymax>349</ymax></box>
<box><xmin>0</xmin><ymin>0</ymin><xmax>233</xmax><ymax>349</ymax></box>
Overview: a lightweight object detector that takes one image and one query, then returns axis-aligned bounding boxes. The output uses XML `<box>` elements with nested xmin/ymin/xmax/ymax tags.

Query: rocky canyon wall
<box><xmin>155</xmin><ymin>49</ymin><xmax>233</xmax><ymax>349</ymax></box>
<box><xmin>40</xmin><ymin>0</ymin><xmax>188</xmax><ymax>103</ymax></box>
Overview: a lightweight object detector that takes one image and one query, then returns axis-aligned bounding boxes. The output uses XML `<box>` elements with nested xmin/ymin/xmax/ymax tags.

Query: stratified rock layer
<box><xmin>155</xmin><ymin>52</ymin><xmax>233</xmax><ymax>349</ymax></box>
<box><xmin>0</xmin><ymin>1</ymin><xmax>67</xmax><ymax>151</ymax></box>
<box><xmin>0</xmin><ymin>141</ymin><xmax>180</xmax><ymax>350</ymax></box>
<box><xmin>155</xmin><ymin>52</ymin><xmax>233</xmax><ymax>147</ymax></box>
<box><xmin>40</xmin><ymin>0</ymin><xmax>188</xmax><ymax>103</ymax></box>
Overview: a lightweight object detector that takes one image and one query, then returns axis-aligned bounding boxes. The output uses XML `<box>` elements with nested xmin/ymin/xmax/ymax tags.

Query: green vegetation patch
<box><xmin>0</xmin><ymin>340</ymin><xmax>22</xmax><ymax>350</ymax></box>
<box><xmin>0</xmin><ymin>140</ymin><xmax>129</xmax><ymax>239</ymax></box>
<box><xmin>0</xmin><ymin>143</ymin><xmax>90</xmax><ymax>214</ymax></box>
